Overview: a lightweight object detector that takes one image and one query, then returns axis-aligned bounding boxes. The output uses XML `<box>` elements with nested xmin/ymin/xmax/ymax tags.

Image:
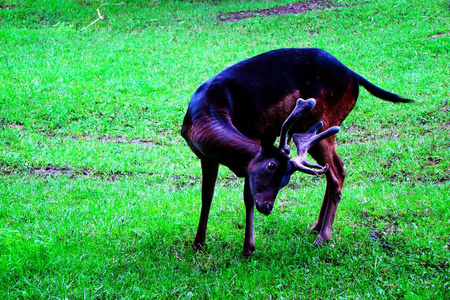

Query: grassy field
<box><xmin>1</xmin><ymin>0</ymin><xmax>449</xmax><ymax>298</ymax></box>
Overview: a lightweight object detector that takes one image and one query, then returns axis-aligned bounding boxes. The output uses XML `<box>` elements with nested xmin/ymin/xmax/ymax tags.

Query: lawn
<box><xmin>1</xmin><ymin>0</ymin><xmax>449</xmax><ymax>298</ymax></box>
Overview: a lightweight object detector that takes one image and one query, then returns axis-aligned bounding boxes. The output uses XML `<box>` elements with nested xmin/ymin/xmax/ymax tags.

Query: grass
<box><xmin>1</xmin><ymin>0</ymin><xmax>449</xmax><ymax>298</ymax></box>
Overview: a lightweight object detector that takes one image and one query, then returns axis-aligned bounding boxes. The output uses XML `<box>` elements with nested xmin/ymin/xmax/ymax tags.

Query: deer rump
<box><xmin>181</xmin><ymin>48</ymin><xmax>412</xmax><ymax>257</ymax></box>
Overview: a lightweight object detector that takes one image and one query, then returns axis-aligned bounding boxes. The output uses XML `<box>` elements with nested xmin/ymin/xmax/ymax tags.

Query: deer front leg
<box><xmin>243</xmin><ymin>177</ymin><xmax>256</xmax><ymax>257</ymax></box>
<box><xmin>193</xmin><ymin>159</ymin><xmax>219</xmax><ymax>251</ymax></box>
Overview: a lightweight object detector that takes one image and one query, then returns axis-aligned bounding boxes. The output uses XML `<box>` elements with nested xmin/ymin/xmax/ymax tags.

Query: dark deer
<box><xmin>181</xmin><ymin>48</ymin><xmax>412</xmax><ymax>257</ymax></box>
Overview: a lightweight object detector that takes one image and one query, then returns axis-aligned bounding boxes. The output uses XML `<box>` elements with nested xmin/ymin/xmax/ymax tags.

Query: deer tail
<box><xmin>358</xmin><ymin>75</ymin><xmax>413</xmax><ymax>103</ymax></box>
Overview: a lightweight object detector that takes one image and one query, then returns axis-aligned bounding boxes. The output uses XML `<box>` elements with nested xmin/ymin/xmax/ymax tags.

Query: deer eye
<box><xmin>267</xmin><ymin>162</ymin><xmax>277</xmax><ymax>171</ymax></box>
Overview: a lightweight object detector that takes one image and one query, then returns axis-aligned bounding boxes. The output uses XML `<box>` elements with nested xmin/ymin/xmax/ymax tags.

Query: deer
<box><xmin>181</xmin><ymin>48</ymin><xmax>412</xmax><ymax>257</ymax></box>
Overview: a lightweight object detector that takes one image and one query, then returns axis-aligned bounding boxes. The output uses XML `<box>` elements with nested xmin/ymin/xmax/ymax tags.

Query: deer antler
<box><xmin>278</xmin><ymin>98</ymin><xmax>316</xmax><ymax>154</ymax></box>
<box><xmin>291</xmin><ymin>121</ymin><xmax>340</xmax><ymax>175</ymax></box>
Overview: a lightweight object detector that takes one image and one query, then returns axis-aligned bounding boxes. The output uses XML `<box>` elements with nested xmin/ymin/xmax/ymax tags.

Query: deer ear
<box><xmin>261</xmin><ymin>125</ymin><xmax>277</xmax><ymax>149</ymax></box>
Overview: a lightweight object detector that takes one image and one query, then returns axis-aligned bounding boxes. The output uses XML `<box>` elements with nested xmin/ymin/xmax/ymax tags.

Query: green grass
<box><xmin>1</xmin><ymin>0</ymin><xmax>449</xmax><ymax>298</ymax></box>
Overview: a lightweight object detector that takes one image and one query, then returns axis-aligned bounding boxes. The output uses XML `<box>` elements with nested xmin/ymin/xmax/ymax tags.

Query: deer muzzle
<box><xmin>255</xmin><ymin>196</ymin><xmax>274</xmax><ymax>215</ymax></box>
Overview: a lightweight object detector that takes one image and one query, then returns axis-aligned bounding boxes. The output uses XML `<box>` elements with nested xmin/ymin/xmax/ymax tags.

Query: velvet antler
<box><xmin>278</xmin><ymin>98</ymin><xmax>316</xmax><ymax>154</ymax></box>
<box><xmin>291</xmin><ymin>121</ymin><xmax>340</xmax><ymax>175</ymax></box>
<box><xmin>278</xmin><ymin>98</ymin><xmax>340</xmax><ymax>175</ymax></box>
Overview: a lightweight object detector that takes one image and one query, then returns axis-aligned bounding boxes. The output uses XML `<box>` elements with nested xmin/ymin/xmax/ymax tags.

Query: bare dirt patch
<box><xmin>0</xmin><ymin>164</ymin><xmax>135</xmax><ymax>181</ymax></box>
<box><xmin>1</xmin><ymin>123</ymin><xmax>24</xmax><ymax>130</ymax></box>
<box><xmin>33</xmin><ymin>167</ymin><xmax>76</xmax><ymax>176</ymax></box>
<box><xmin>32</xmin><ymin>167</ymin><xmax>135</xmax><ymax>181</ymax></box>
<box><xmin>427</xmin><ymin>32</ymin><xmax>450</xmax><ymax>39</ymax></box>
<box><xmin>217</xmin><ymin>0</ymin><xmax>334</xmax><ymax>22</ymax></box>
<box><xmin>97</xmin><ymin>136</ymin><xmax>157</xmax><ymax>146</ymax></box>
<box><xmin>0</xmin><ymin>4</ymin><xmax>15</xmax><ymax>10</ymax></box>
<box><xmin>43</xmin><ymin>132</ymin><xmax>158</xmax><ymax>146</ymax></box>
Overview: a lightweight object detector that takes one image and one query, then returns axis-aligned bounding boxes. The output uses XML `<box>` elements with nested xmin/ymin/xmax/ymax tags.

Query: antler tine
<box><xmin>291</xmin><ymin>121</ymin><xmax>340</xmax><ymax>175</ymax></box>
<box><xmin>278</xmin><ymin>98</ymin><xmax>316</xmax><ymax>153</ymax></box>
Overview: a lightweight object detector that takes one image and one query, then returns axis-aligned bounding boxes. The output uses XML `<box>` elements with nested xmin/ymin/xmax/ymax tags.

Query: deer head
<box><xmin>247</xmin><ymin>98</ymin><xmax>340</xmax><ymax>215</ymax></box>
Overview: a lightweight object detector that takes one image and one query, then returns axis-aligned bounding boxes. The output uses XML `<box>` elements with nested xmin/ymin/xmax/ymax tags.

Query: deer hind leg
<box><xmin>310</xmin><ymin>186</ymin><xmax>330</xmax><ymax>233</ymax></box>
<box><xmin>309</xmin><ymin>139</ymin><xmax>346</xmax><ymax>247</ymax></box>
<box><xmin>193</xmin><ymin>159</ymin><xmax>219</xmax><ymax>251</ymax></box>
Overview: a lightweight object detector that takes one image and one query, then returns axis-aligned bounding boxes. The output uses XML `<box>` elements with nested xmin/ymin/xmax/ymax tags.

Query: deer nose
<box><xmin>256</xmin><ymin>200</ymin><xmax>273</xmax><ymax>216</ymax></box>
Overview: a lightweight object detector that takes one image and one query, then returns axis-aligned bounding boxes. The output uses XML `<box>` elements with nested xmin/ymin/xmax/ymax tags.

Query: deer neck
<box><xmin>185</xmin><ymin>112</ymin><xmax>260</xmax><ymax>178</ymax></box>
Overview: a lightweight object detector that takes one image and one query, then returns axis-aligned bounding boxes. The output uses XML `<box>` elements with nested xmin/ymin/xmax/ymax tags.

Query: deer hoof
<box><xmin>242</xmin><ymin>249</ymin><xmax>253</xmax><ymax>258</ymax></box>
<box><xmin>242</xmin><ymin>246</ymin><xmax>255</xmax><ymax>258</ymax></box>
<box><xmin>313</xmin><ymin>235</ymin><xmax>329</xmax><ymax>247</ymax></box>
<box><xmin>193</xmin><ymin>241</ymin><xmax>207</xmax><ymax>252</ymax></box>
